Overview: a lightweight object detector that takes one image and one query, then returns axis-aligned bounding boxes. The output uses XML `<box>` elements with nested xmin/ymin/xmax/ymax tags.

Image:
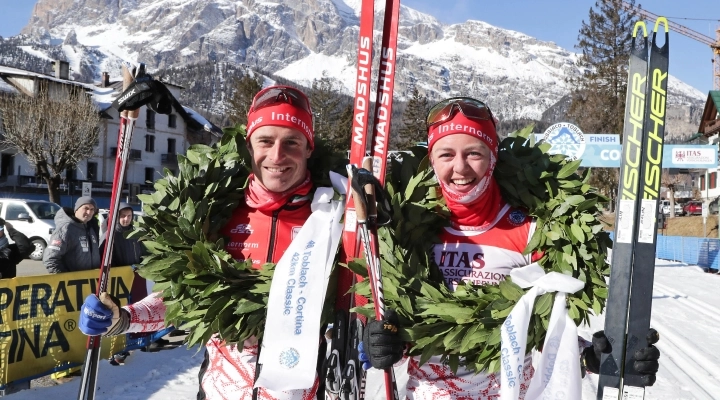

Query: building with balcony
<box><xmin>696</xmin><ymin>91</ymin><xmax>720</xmax><ymax>201</ymax></box>
<box><xmin>0</xmin><ymin>61</ymin><xmax>217</xmax><ymax>207</ymax></box>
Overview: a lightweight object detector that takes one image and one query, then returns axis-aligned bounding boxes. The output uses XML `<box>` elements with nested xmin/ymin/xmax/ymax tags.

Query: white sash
<box><xmin>255</xmin><ymin>173</ymin><xmax>346</xmax><ymax>392</ymax></box>
<box><xmin>500</xmin><ymin>263</ymin><xmax>584</xmax><ymax>400</ymax></box>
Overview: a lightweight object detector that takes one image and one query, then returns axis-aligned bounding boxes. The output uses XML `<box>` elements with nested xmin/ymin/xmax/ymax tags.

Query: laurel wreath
<box><xmin>346</xmin><ymin>125</ymin><xmax>611</xmax><ymax>373</ymax></box>
<box><xmin>132</xmin><ymin>124</ymin><xmax>610</xmax><ymax>374</ymax></box>
<box><xmin>130</xmin><ymin>125</ymin><xmax>344</xmax><ymax>347</ymax></box>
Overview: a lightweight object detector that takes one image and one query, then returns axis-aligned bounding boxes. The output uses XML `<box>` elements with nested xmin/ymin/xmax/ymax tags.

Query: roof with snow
<box><xmin>0</xmin><ymin>64</ymin><xmax>218</xmax><ymax>135</ymax></box>
<box><xmin>700</xmin><ymin>91</ymin><xmax>720</xmax><ymax>137</ymax></box>
<box><xmin>0</xmin><ymin>64</ymin><xmax>117</xmax><ymax>110</ymax></box>
<box><xmin>0</xmin><ymin>78</ymin><xmax>19</xmax><ymax>94</ymax></box>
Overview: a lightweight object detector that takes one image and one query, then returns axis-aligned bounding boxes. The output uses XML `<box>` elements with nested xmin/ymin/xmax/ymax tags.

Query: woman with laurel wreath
<box><xmin>359</xmin><ymin>97</ymin><xmax>662</xmax><ymax>399</ymax></box>
<box><xmin>78</xmin><ymin>86</ymin><xmax>330</xmax><ymax>400</ymax></box>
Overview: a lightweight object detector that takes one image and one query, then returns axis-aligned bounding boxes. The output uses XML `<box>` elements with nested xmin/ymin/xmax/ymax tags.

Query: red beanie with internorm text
<box><xmin>246</xmin><ymin>102</ymin><xmax>315</xmax><ymax>149</ymax></box>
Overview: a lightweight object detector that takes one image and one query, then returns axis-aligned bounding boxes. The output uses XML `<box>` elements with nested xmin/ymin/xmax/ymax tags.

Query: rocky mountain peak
<box><xmin>7</xmin><ymin>0</ymin><xmax>707</xmax><ymax>137</ymax></box>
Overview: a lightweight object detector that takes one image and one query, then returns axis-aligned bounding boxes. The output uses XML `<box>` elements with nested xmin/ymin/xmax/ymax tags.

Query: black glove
<box><xmin>360</xmin><ymin>308</ymin><xmax>404</xmax><ymax>369</ymax></box>
<box><xmin>582</xmin><ymin>329</ymin><xmax>660</xmax><ymax>386</ymax></box>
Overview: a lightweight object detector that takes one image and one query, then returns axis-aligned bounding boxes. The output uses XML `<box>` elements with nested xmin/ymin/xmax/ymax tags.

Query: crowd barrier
<box><xmin>0</xmin><ymin>267</ymin><xmax>175</xmax><ymax>395</ymax></box>
<box><xmin>655</xmin><ymin>234</ymin><xmax>720</xmax><ymax>271</ymax></box>
<box><xmin>607</xmin><ymin>232</ymin><xmax>719</xmax><ymax>271</ymax></box>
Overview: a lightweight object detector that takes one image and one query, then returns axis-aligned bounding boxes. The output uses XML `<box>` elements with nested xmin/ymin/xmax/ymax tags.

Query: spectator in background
<box><xmin>42</xmin><ymin>196</ymin><xmax>100</xmax><ymax>382</ymax></box>
<box><xmin>103</xmin><ymin>202</ymin><xmax>145</xmax><ymax>266</ymax></box>
<box><xmin>43</xmin><ymin>196</ymin><xmax>101</xmax><ymax>273</ymax></box>
<box><xmin>102</xmin><ymin>202</ymin><xmax>170</xmax><ymax>365</ymax></box>
<box><xmin>0</xmin><ymin>218</ymin><xmax>33</xmax><ymax>279</ymax></box>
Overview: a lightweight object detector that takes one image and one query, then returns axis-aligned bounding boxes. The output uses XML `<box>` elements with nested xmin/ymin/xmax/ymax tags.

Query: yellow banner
<box><xmin>0</xmin><ymin>267</ymin><xmax>135</xmax><ymax>385</ymax></box>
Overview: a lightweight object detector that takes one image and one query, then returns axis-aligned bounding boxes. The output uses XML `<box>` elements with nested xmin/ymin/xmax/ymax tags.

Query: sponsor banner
<box><xmin>0</xmin><ymin>267</ymin><xmax>135</xmax><ymax>384</ymax></box>
<box><xmin>534</xmin><ymin>133</ymin><xmax>620</xmax><ymax>145</ymax></box>
<box><xmin>541</xmin><ymin>123</ymin><xmax>586</xmax><ymax>161</ymax></box>
<box><xmin>536</xmin><ymin>141</ymin><xmax>717</xmax><ymax>169</ymax></box>
<box><xmin>671</xmin><ymin>147</ymin><xmax>716</xmax><ymax>165</ymax></box>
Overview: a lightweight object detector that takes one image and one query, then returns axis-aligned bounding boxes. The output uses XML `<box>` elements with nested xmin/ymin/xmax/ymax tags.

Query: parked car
<box><xmin>0</xmin><ymin>199</ymin><xmax>61</xmax><ymax>260</ymax></box>
<box><xmin>660</xmin><ymin>200</ymin><xmax>683</xmax><ymax>216</ymax></box>
<box><xmin>683</xmin><ymin>201</ymin><xmax>703</xmax><ymax>216</ymax></box>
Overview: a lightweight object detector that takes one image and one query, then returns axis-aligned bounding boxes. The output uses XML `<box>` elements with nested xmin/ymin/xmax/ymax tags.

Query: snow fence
<box><xmin>608</xmin><ymin>232</ymin><xmax>720</xmax><ymax>271</ymax></box>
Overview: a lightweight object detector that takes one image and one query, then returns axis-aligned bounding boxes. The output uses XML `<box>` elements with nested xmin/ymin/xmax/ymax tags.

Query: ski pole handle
<box><xmin>348</xmin><ymin>166</ymin><xmax>369</xmax><ymax>224</ymax></box>
<box><xmin>362</xmin><ymin>157</ymin><xmax>378</xmax><ymax>222</ymax></box>
<box><xmin>120</xmin><ymin>63</ymin><xmax>142</xmax><ymax>120</ymax></box>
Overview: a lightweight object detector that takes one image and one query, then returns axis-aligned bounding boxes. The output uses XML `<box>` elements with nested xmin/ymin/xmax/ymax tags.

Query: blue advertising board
<box><xmin>534</xmin><ymin>132</ymin><xmax>717</xmax><ymax>169</ymax></box>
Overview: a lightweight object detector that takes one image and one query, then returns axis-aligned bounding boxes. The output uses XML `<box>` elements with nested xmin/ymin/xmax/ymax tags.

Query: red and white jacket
<box><xmin>123</xmin><ymin>195</ymin><xmax>319</xmax><ymax>400</ymax></box>
<box><xmin>406</xmin><ymin>204</ymin><xmax>537</xmax><ymax>400</ymax></box>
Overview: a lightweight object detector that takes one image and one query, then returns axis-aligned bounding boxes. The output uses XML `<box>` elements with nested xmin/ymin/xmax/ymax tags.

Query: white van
<box><xmin>0</xmin><ymin>199</ymin><xmax>61</xmax><ymax>260</ymax></box>
<box><xmin>660</xmin><ymin>199</ymin><xmax>683</xmax><ymax>216</ymax></box>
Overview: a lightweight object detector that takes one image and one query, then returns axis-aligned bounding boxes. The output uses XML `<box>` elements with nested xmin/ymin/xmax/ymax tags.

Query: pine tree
<box><xmin>309</xmin><ymin>73</ymin><xmax>349</xmax><ymax>153</ymax></box>
<box><xmin>228</xmin><ymin>72</ymin><xmax>263</xmax><ymax>126</ymax></box>
<box><xmin>395</xmin><ymin>87</ymin><xmax>430</xmax><ymax>149</ymax></box>
<box><xmin>334</xmin><ymin>103</ymin><xmax>354</xmax><ymax>155</ymax></box>
<box><xmin>568</xmin><ymin>0</ymin><xmax>638</xmax><ymax>205</ymax></box>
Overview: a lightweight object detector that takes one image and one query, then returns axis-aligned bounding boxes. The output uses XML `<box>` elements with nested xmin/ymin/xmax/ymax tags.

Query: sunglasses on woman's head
<box><xmin>426</xmin><ymin>97</ymin><xmax>496</xmax><ymax>128</ymax></box>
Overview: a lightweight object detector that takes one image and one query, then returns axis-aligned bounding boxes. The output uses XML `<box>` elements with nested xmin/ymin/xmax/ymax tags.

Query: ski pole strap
<box><xmin>362</xmin><ymin>157</ymin><xmax>378</xmax><ymax>223</ymax></box>
<box><xmin>348</xmin><ymin>165</ymin><xmax>391</xmax><ymax>226</ymax></box>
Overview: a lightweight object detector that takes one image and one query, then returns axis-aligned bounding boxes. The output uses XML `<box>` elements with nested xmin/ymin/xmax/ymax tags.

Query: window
<box><xmin>87</xmin><ymin>162</ymin><xmax>98</xmax><ymax>181</ymax></box>
<box><xmin>146</xmin><ymin>110</ymin><xmax>156</xmax><ymax>130</ymax></box>
<box><xmin>5</xmin><ymin>203</ymin><xmax>28</xmax><ymax>220</ymax></box>
<box><xmin>168</xmin><ymin>114</ymin><xmax>177</xmax><ymax>129</ymax></box>
<box><xmin>711</xmin><ymin>172</ymin><xmax>717</xmax><ymax>190</ymax></box>
<box><xmin>1</xmin><ymin>153</ymin><xmax>14</xmax><ymax>177</ymax></box>
<box><xmin>66</xmin><ymin>167</ymin><xmax>76</xmax><ymax>181</ymax></box>
<box><xmin>145</xmin><ymin>135</ymin><xmax>155</xmax><ymax>152</ymax></box>
<box><xmin>27</xmin><ymin>202</ymin><xmax>60</xmax><ymax>219</ymax></box>
<box><xmin>145</xmin><ymin>167</ymin><xmax>154</xmax><ymax>183</ymax></box>
<box><xmin>167</xmin><ymin>138</ymin><xmax>176</xmax><ymax>154</ymax></box>
<box><xmin>701</xmin><ymin>175</ymin><xmax>706</xmax><ymax>190</ymax></box>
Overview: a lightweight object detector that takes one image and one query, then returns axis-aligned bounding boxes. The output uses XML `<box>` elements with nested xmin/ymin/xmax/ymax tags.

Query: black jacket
<box><xmin>0</xmin><ymin>225</ymin><xmax>33</xmax><ymax>279</ymax></box>
<box><xmin>110</xmin><ymin>222</ymin><xmax>145</xmax><ymax>266</ymax></box>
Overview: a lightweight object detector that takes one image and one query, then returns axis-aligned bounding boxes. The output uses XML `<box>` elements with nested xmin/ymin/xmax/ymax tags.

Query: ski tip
<box><xmin>653</xmin><ymin>17</ymin><xmax>669</xmax><ymax>34</ymax></box>
<box><xmin>633</xmin><ymin>21</ymin><xmax>648</xmax><ymax>38</ymax></box>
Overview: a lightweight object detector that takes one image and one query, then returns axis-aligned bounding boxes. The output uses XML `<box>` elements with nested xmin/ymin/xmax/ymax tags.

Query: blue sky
<box><xmin>0</xmin><ymin>0</ymin><xmax>717</xmax><ymax>93</ymax></box>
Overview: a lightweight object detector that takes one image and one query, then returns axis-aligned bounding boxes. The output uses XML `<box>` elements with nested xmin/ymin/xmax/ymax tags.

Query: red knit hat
<box><xmin>427</xmin><ymin>112</ymin><xmax>498</xmax><ymax>154</ymax></box>
<box><xmin>246</xmin><ymin>86</ymin><xmax>315</xmax><ymax>149</ymax></box>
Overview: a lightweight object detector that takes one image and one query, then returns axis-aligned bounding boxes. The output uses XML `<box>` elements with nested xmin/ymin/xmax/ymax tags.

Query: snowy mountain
<box><xmin>3</xmin><ymin>0</ymin><xmax>707</xmax><ymax>131</ymax></box>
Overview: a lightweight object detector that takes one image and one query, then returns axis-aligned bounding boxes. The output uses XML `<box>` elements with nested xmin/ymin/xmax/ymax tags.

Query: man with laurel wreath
<box><xmin>359</xmin><ymin>97</ymin><xmax>662</xmax><ymax>399</ymax></box>
<box><xmin>78</xmin><ymin>86</ymin><xmax>334</xmax><ymax>400</ymax></box>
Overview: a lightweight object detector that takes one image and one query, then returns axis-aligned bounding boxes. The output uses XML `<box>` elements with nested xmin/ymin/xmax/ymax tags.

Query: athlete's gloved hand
<box><xmin>582</xmin><ymin>329</ymin><xmax>660</xmax><ymax>386</ymax></box>
<box><xmin>359</xmin><ymin>308</ymin><xmax>404</xmax><ymax>370</ymax></box>
<box><xmin>79</xmin><ymin>293</ymin><xmax>130</xmax><ymax>336</ymax></box>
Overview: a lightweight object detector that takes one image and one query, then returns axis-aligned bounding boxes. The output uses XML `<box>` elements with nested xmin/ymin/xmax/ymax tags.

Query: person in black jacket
<box><xmin>105</xmin><ymin>202</ymin><xmax>145</xmax><ymax>266</ymax></box>
<box><xmin>102</xmin><ymin>203</ymin><xmax>170</xmax><ymax>364</ymax></box>
<box><xmin>0</xmin><ymin>218</ymin><xmax>33</xmax><ymax>279</ymax></box>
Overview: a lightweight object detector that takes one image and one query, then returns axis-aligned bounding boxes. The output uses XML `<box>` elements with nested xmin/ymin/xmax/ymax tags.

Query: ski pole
<box><xmin>77</xmin><ymin>62</ymin><xmax>144</xmax><ymax>400</ymax></box>
<box><xmin>347</xmin><ymin>158</ymin><xmax>399</xmax><ymax>400</ymax></box>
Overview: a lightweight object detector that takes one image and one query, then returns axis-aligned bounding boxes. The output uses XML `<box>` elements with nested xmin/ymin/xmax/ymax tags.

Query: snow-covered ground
<box><xmin>6</xmin><ymin>259</ymin><xmax>720</xmax><ymax>399</ymax></box>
